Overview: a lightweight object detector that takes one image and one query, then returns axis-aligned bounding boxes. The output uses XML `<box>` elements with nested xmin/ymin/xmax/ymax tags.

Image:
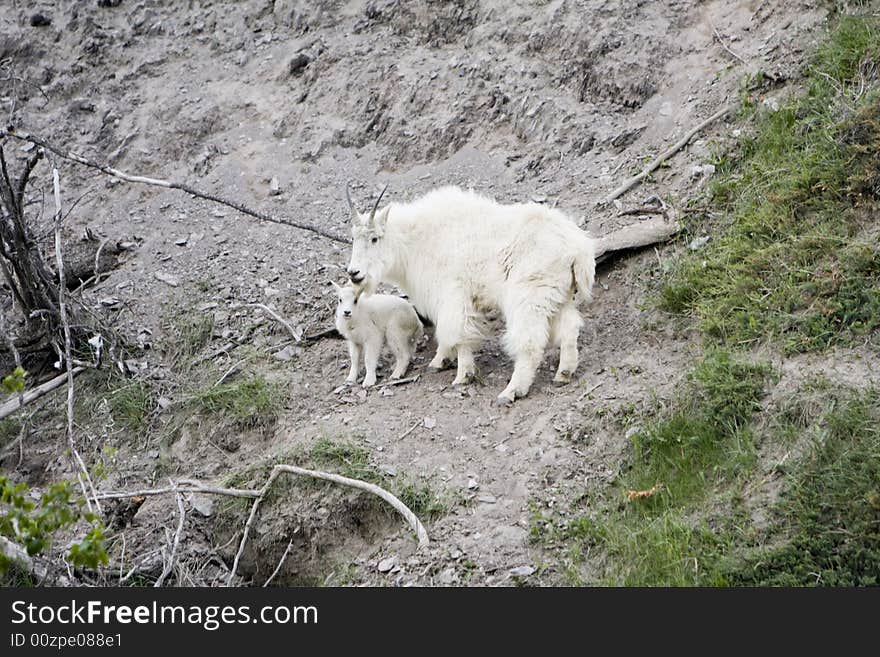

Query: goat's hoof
<box><xmin>495</xmin><ymin>393</ymin><xmax>515</xmax><ymax>406</ymax></box>
<box><xmin>452</xmin><ymin>372</ymin><xmax>475</xmax><ymax>387</ymax></box>
<box><xmin>362</xmin><ymin>380</ymin><xmax>376</xmax><ymax>389</ymax></box>
<box><xmin>428</xmin><ymin>362</ymin><xmax>451</xmax><ymax>372</ymax></box>
<box><xmin>553</xmin><ymin>370</ymin><xmax>573</xmax><ymax>385</ymax></box>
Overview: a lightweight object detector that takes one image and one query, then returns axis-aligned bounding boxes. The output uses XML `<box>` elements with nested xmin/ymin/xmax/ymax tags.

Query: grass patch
<box><xmin>627</xmin><ymin>350</ymin><xmax>774</xmax><ymax>508</ymax></box>
<box><xmin>0</xmin><ymin>417</ymin><xmax>19</xmax><ymax>450</ymax></box>
<box><xmin>105</xmin><ymin>380</ymin><xmax>154</xmax><ymax>433</ymax></box>
<box><xmin>532</xmin><ymin>350</ymin><xmax>773</xmax><ymax>585</ymax></box>
<box><xmin>661</xmin><ymin>16</ymin><xmax>880</xmax><ymax>353</ymax></box>
<box><xmin>190</xmin><ymin>376</ymin><xmax>284</xmax><ymax>430</ymax></box>
<box><xmin>726</xmin><ymin>388</ymin><xmax>880</xmax><ymax>586</ymax></box>
<box><xmin>165</xmin><ymin>312</ymin><xmax>214</xmax><ymax>364</ymax></box>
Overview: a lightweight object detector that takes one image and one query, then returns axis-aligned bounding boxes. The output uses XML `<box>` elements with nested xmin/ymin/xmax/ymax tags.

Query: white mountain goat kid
<box><xmin>345</xmin><ymin>185</ymin><xmax>596</xmax><ymax>403</ymax></box>
<box><xmin>332</xmin><ymin>281</ymin><xmax>423</xmax><ymax>388</ymax></box>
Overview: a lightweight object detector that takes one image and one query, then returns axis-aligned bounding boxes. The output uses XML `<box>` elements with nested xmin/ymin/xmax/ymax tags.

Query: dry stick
<box><xmin>52</xmin><ymin>167</ymin><xmax>100</xmax><ymax>514</ymax></box>
<box><xmin>247</xmin><ymin>303</ymin><xmax>301</xmax><ymax>342</ymax></box>
<box><xmin>262</xmin><ymin>539</ymin><xmax>294</xmax><ymax>588</ymax></box>
<box><xmin>1</xmin><ymin>128</ymin><xmax>351</xmax><ymax>245</ymax></box>
<box><xmin>155</xmin><ymin>489</ymin><xmax>186</xmax><ymax>588</ymax></box>
<box><xmin>397</xmin><ymin>420</ymin><xmax>421</xmax><ymax>441</ymax></box>
<box><xmin>227</xmin><ymin>464</ymin><xmax>430</xmax><ymax>586</ymax></box>
<box><xmin>379</xmin><ymin>374</ymin><xmax>420</xmax><ymax>388</ymax></box>
<box><xmin>712</xmin><ymin>25</ymin><xmax>748</xmax><ymax>65</ymax></box>
<box><xmin>598</xmin><ymin>105</ymin><xmax>732</xmax><ymax>206</ymax></box>
<box><xmin>0</xmin><ymin>366</ymin><xmax>85</xmax><ymax>421</ymax></box>
<box><xmin>92</xmin><ymin>482</ymin><xmax>260</xmax><ymax>502</ymax></box>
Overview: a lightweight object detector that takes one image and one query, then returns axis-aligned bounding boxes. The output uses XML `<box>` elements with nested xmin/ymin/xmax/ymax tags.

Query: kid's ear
<box><xmin>353</xmin><ymin>286</ymin><xmax>365</xmax><ymax>302</ymax></box>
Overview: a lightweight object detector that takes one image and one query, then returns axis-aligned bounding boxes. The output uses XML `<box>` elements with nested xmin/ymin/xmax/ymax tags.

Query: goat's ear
<box><xmin>353</xmin><ymin>285</ymin><xmax>365</xmax><ymax>302</ymax></box>
<box><xmin>373</xmin><ymin>205</ymin><xmax>390</xmax><ymax>233</ymax></box>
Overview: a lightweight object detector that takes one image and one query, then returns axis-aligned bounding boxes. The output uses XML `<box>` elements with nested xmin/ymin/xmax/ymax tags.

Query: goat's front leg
<box><xmin>345</xmin><ymin>342</ymin><xmax>361</xmax><ymax>384</ymax></box>
<box><xmin>362</xmin><ymin>338</ymin><xmax>381</xmax><ymax>388</ymax></box>
<box><xmin>428</xmin><ymin>344</ymin><xmax>455</xmax><ymax>371</ymax></box>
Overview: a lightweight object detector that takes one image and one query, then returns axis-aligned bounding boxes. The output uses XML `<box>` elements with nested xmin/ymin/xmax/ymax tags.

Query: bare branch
<box><xmin>262</xmin><ymin>539</ymin><xmax>294</xmax><ymax>587</ymax></box>
<box><xmin>247</xmin><ymin>303</ymin><xmax>301</xmax><ymax>342</ymax></box>
<box><xmin>2</xmin><ymin>127</ymin><xmax>351</xmax><ymax>245</ymax></box>
<box><xmin>154</xmin><ymin>488</ymin><xmax>186</xmax><ymax>587</ymax></box>
<box><xmin>52</xmin><ymin>167</ymin><xmax>100</xmax><ymax>513</ymax></box>
<box><xmin>599</xmin><ymin>105</ymin><xmax>732</xmax><ymax>206</ymax></box>
<box><xmin>227</xmin><ymin>463</ymin><xmax>429</xmax><ymax>585</ymax></box>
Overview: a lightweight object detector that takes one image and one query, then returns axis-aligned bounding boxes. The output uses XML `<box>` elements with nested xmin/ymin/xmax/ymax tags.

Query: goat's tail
<box><xmin>572</xmin><ymin>237</ymin><xmax>597</xmax><ymax>304</ymax></box>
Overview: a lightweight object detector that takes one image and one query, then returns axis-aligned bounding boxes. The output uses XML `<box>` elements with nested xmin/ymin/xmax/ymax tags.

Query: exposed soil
<box><xmin>0</xmin><ymin>1</ymin><xmax>843</xmax><ymax>585</ymax></box>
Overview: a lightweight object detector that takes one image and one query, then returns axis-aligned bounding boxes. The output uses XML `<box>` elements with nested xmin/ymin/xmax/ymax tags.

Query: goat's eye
<box><xmin>371</xmin><ymin>236</ymin><xmax>379</xmax><ymax>244</ymax></box>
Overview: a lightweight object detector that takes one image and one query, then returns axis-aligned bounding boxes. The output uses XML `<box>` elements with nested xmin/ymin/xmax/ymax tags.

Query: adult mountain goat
<box><xmin>346</xmin><ymin>185</ymin><xmax>596</xmax><ymax>404</ymax></box>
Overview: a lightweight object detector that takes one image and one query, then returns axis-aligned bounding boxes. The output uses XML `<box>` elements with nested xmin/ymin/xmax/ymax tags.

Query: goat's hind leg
<box><xmin>498</xmin><ymin>310</ymin><xmax>551</xmax><ymax>404</ymax></box>
<box><xmin>550</xmin><ymin>302</ymin><xmax>583</xmax><ymax>384</ymax></box>
<box><xmin>386</xmin><ymin>326</ymin><xmax>413</xmax><ymax>380</ymax></box>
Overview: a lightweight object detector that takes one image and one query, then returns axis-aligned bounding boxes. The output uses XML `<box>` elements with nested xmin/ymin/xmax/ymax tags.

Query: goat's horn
<box><xmin>369</xmin><ymin>183</ymin><xmax>389</xmax><ymax>222</ymax></box>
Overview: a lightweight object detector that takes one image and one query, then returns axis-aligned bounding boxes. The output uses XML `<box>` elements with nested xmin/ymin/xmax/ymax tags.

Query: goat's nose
<box><xmin>343</xmin><ymin>310</ymin><xmax>351</xmax><ymax>317</ymax></box>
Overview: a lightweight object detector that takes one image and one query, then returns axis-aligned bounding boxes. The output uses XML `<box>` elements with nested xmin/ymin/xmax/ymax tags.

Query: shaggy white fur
<box><xmin>346</xmin><ymin>185</ymin><xmax>596</xmax><ymax>403</ymax></box>
<box><xmin>332</xmin><ymin>282</ymin><xmax>423</xmax><ymax>388</ymax></box>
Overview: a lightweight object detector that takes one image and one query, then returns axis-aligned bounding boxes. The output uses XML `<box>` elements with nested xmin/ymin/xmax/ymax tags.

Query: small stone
<box><xmin>147</xmin><ymin>449</ymin><xmax>160</xmax><ymax>459</ymax></box>
<box><xmin>198</xmin><ymin>302</ymin><xmax>219</xmax><ymax>311</ymax></box>
<box><xmin>509</xmin><ymin>565</ymin><xmax>535</xmax><ymax>578</ymax></box>
<box><xmin>477</xmin><ymin>495</ymin><xmax>497</xmax><ymax>504</ymax></box>
<box><xmin>467</xmin><ymin>478</ymin><xmax>479</xmax><ymax>490</ymax></box>
<box><xmin>531</xmin><ymin>194</ymin><xmax>547</xmax><ymax>203</ymax></box>
<box><xmin>438</xmin><ymin>567</ymin><xmax>457</xmax><ymax>585</ymax></box>
<box><xmin>688</xmin><ymin>236</ymin><xmax>711</xmax><ymax>251</ymax></box>
<box><xmin>288</xmin><ymin>52</ymin><xmax>311</xmax><ymax>76</ymax></box>
<box><xmin>378</xmin><ymin>556</ymin><xmax>397</xmax><ymax>573</ymax></box>
<box><xmin>423</xmin><ymin>416</ymin><xmax>436</xmax><ymax>429</ymax></box>
<box><xmin>190</xmin><ymin>494</ymin><xmax>214</xmax><ymax>517</ymax></box>
<box><xmin>175</xmin><ymin>238</ymin><xmax>188</xmax><ymax>246</ymax></box>
<box><xmin>157</xmin><ymin>396</ymin><xmax>172</xmax><ymax>410</ymax></box>
<box><xmin>274</xmin><ymin>345</ymin><xmax>296</xmax><ymax>361</ymax></box>
<box><xmin>154</xmin><ymin>271</ymin><xmax>180</xmax><ymax>287</ymax></box>
<box><xmin>269</xmin><ymin>177</ymin><xmax>282</xmax><ymax>196</ymax></box>
<box><xmin>380</xmin><ymin>464</ymin><xmax>397</xmax><ymax>476</ymax></box>
<box><xmin>30</xmin><ymin>13</ymin><xmax>52</xmax><ymax>27</ymax></box>
<box><xmin>624</xmin><ymin>426</ymin><xmax>643</xmax><ymax>440</ymax></box>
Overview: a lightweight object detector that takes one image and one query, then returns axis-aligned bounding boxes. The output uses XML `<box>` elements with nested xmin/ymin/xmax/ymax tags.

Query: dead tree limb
<box><xmin>594</xmin><ymin>217</ymin><xmax>682</xmax><ymax>265</ymax></box>
<box><xmin>0</xmin><ymin>365</ymin><xmax>85</xmax><ymax>421</ymax></box>
<box><xmin>262</xmin><ymin>539</ymin><xmax>294</xmax><ymax>588</ymax></box>
<box><xmin>154</xmin><ymin>489</ymin><xmax>186</xmax><ymax>588</ymax></box>
<box><xmin>227</xmin><ymin>463</ymin><xmax>430</xmax><ymax>585</ymax></box>
<box><xmin>247</xmin><ymin>303</ymin><xmax>302</xmax><ymax>342</ymax></box>
<box><xmin>53</xmin><ymin>167</ymin><xmax>100</xmax><ymax>513</ymax></box>
<box><xmin>2</xmin><ymin>127</ymin><xmax>351</xmax><ymax>245</ymax></box>
<box><xmin>599</xmin><ymin>105</ymin><xmax>732</xmax><ymax>206</ymax></box>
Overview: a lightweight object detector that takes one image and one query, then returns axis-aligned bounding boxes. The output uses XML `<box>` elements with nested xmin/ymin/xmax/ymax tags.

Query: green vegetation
<box><xmin>627</xmin><ymin>351</ymin><xmax>773</xmax><ymax>508</ymax></box>
<box><xmin>728</xmin><ymin>388</ymin><xmax>880</xmax><ymax>586</ymax></box>
<box><xmin>1</xmin><ymin>477</ymin><xmax>108</xmax><ymax>575</ymax></box>
<box><xmin>190</xmin><ymin>376</ymin><xmax>285</xmax><ymax>429</ymax></box>
<box><xmin>105</xmin><ymin>380</ymin><xmax>154</xmax><ymax>433</ymax></box>
<box><xmin>165</xmin><ymin>312</ymin><xmax>214</xmax><ymax>364</ymax></box>
<box><xmin>661</xmin><ymin>16</ymin><xmax>880</xmax><ymax>353</ymax></box>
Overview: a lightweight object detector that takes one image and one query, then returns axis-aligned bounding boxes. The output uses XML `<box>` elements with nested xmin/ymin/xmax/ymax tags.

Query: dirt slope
<box><xmin>0</xmin><ymin>1</ymin><xmax>833</xmax><ymax>585</ymax></box>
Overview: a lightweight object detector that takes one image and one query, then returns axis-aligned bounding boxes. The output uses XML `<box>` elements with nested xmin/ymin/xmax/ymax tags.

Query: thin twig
<box><xmin>577</xmin><ymin>380</ymin><xmax>604</xmax><ymax>402</ymax></box>
<box><xmin>397</xmin><ymin>420</ymin><xmax>421</xmax><ymax>441</ymax></box>
<box><xmin>227</xmin><ymin>463</ymin><xmax>430</xmax><ymax>585</ymax></box>
<box><xmin>247</xmin><ymin>303</ymin><xmax>301</xmax><ymax>342</ymax></box>
<box><xmin>2</xmin><ymin>127</ymin><xmax>350</xmax><ymax>244</ymax></box>
<box><xmin>711</xmin><ymin>25</ymin><xmax>748</xmax><ymax>65</ymax></box>
<box><xmin>155</xmin><ymin>488</ymin><xmax>186</xmax><ymax>587</ymax></box>
<box><xmin>262</xmin><ymin>539</ymin><xmax>294</xmax><ymax>587</ymax></box>
<box><xmin>599</xmin><ymin>105</ymin><xmax>732</xmax><ymax>206</ymax></box>
<box><xmin>52</xmin><ymin>167</ymin><xmax>100</xmax><ymax>513</ymax></box>
<box><xmin>379</xmin><ymin>374</ymin><xmax>420</xmax><ymax>388</ymax></box>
